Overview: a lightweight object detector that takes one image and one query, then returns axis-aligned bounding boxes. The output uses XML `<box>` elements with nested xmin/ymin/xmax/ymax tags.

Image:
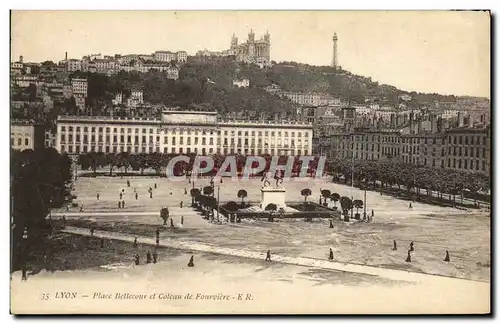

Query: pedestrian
<box><xmin>154</xmin><ymin>183</ymin><xmax>157</xmax><ymax>189</ymax></box>
<box><xmin>80</xmin><ymin>206</ymin><xmax>84</xmax><ymax>212</ymax></box>
<box><xmin>97</xmin><ymin>193</ymin><xmax>100</xmax><ymax>200</ymax></box>
<box><xmin>122</xmin><ymin>189</ymin><xmax>125</xmax><ymax>193</ymax></box>
<box><xmin>100</xmin><ymin>238</ymin><xmax>104</xmax><ymax>248</ymax></box>
<box><xmin>134</xmin><ymin>253</ymin><xmax>140</xmax><ymax>265</ymax></box>
<box><xmin>122</xmin><ymin>200</ymin><xmax>125</xmax><ymax>208</ymax></box>
<box><xmin>135</xmin><ymin>192</ymin><xmax>138</xmax><ymax>200</ymax></box>
<box><xmin>90</xmin><ymin>227</ymin><xmax>94</xmax><ymax>236</ymax></box>
<box><xmin>371</xmin><ymin>209</ymin><xmax>374</xmax><ymax>220</ymax></box>
<box><xmin>220</xmin><ymin>178</ymin><xmax>223</xmax><ymax>184</ymax></box>
<box><xmin>153</xmin><ymin>250</ymin><xmax>158</xmax><ymax>264</ymax></box>
<box><xmin>329</xmin><ymin>248</ymin><xmax>334</xmax><ymax>261</ymax></box>
<box><xmin>444</xmin><ymin>250</ymin><xmax>450</xmax><ymax>262</ymax></box>
<box><xmin>184</xmin><ymin>188</ymin><xmax>187</xmax><ymax>195</ymax></box>
<box><xmin>405</xmin><ymin>250</ymin><xmax>412</xmax><ymax>263</ymax></box>
<box><xmin>21</xmin><ymin>266</ymin><xmax>27</xmax><ymax>281</ymax></box>
<box><xmin>118</xmin><ymin>201</ymin><xmax>121</xmax><ymax>209</ymax></box>
<box><xmin>150</xmin><ymin>192</ymin><xmax>153</xmax><ymax>199</ymax></box>
<box><xmin>62</xmin><ymin>215</ymin><xmax>66</xmax><ymax>227</ymax></box>
<box><xmin>265</xmin><ymin>250</ymin><xmax>271</xmax><ymax>262</ymax></box>
<box><xmin>120</xmin><ymin>192</ymin><xmax>123</xmax><ymax>200</ymax></box>
<box><xmin>133</xmin><ymin>237</ymin><xmax>138</xmax><ymax>248</ymax></box>
<box><xmin>156</xmin><ymin>228</ymin><xmax>160</xmax><ymax>238</ymax></box>
<box><xmin>409</xmin><ymin>203</ymin><xmax>413</xmax><ymax>209</ymax></box>
<box><xmin>170</xmin><ymin>219</ymin><xmax>175</xmax><ymax>229</ymax></box>
<box><xmin>146</xmin><ymin>251</ymin><xmax>152</xmax><ymax>264</ymax></box>
<box><xmin>189</xmin><ymin>178</ymin><xmax>191</xmax><ymax>184</ymax></box>
<box><xmin>188</xmin><ymin>255</ymin><xmax>194</xmax><ymax>267</ymax></box>
<box><xmin>329</xmin><ymin>220</ymin><xmax>334</xmax><ymax>228</ymax></box>
<box><xmin>156</xmin><ymin>236</ymin><xmax>160</xmax><ymax>246</ymax></box>
<box><xmin>127</xmin><ymin>180</ymin><xmax>130</xmax><ymax>187</ymax></box>
<box><xmin>169</xmin><ymin>189</ymin><xmax>173</xmax><ymax>196</ymax></box>
<box><xmin>409</xmin><ymin>241</ymin><xmax>414</xmax><ymax>252</ymax></box>
<box><xmin>393</xmin><ymin>240</ymin><xmax>397</xmax><ymax>251</ymax></box>
<box><xmin>181</xmin><ymin>215</ymin><xmax>184</xmax><ymax>226</ymax></box>
<box><xmin>180</xmin><ymin>201</ymin><xmax>183</xmax><ymax>208</ymax></box>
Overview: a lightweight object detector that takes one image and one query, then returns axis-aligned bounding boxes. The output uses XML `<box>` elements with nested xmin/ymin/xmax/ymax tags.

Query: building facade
<box><xmin>322</xmin><ymin>125</ymin><xmax>490</xmax><ymax>176</ymax></box>
<box><xmin>55</xmin><ymin>111</ymin><xmax>313</xmax><ymax>156</ymax></box>
<box><xmin>444</xmin><ymin>127</ymin><xmax>490</xmax><ymax>175</ymax></box>
<box><xmin>11</xmin><ymin>120</ymin><xmax>46</xmax><ymax>151</ymax></box>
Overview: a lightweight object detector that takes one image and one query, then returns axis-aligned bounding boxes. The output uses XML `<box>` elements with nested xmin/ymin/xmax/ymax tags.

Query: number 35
<box><xmin>41</xmin><ymin>293</ymin><xmax>49</xmax><ymax>300</ymax></box>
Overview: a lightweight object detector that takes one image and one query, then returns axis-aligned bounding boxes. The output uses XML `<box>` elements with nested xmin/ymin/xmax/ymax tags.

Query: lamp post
<box><xmin>363</xmin><ymin>189</ymin><xmax>367</xmax><ymax>219</ymax></box>
<box><xmin>351</xmin><ymin>137</ymin><xmax>354</xmax><ymax>219</ymax></box>
<box><xmin>217</xmin><ymin>186</ymin><xmax>220</xmax><ymax>224</ymax></box>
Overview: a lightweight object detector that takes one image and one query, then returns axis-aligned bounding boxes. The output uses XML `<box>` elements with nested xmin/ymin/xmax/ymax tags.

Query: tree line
<box><xmin>326</xmin><ymin>158</ymin><xmax>490</xmax><ymax>205</ymax></box>
<box><xmin>77</xmin><ymin>152</ymin><xmax>323</xmax><ymax>177</ymax></box>
<box><xmin>11</xmin><ymin>148</ymin><xmax>73</xmax><ymax>271</ymax></box>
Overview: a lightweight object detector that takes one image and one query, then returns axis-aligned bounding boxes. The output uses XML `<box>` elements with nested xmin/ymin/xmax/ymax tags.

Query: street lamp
<box><xmin>217</xmin><ymin>186</ymin><xmax>220</xmax><ymax>224</ymax></box>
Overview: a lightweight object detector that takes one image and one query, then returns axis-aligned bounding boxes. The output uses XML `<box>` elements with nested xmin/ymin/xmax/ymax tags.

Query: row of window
<box><xmin>343</xmin><ymin>135</ymin><xmax>487</xmax><ymax>146</ymax></box>
<box><xmin>448</xmin><ymin>146</ymin><xmax>486</xmax><ymax>158</ymax></box>
<box><xmin>60</xmin><ymin>134</ymin><xmax>310</xmax><ymax>147</ymax></box>
<box><xmin>11</xmin><ymin>137</ymin><xmax>29</xmax><ymax>146</ymax></box>
<box><xmin>448</xmin><ymin>135</ymin><xmax>487</xmax><ymax>146</ymax></box>
<box><xmin>59</xmin><ymin>144</ymin><xmax>309</xmax><ymax>156</ymax></box>
<box><xmin>59</xmin><ymin>126</ymin><xmax>310</xmax><ymax>138</ymax></box>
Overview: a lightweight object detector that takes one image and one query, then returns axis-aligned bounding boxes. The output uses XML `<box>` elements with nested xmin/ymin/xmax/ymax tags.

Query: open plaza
<box><xmin>49</xmin><ymin>173</ymin><xmax>490</xmax><ymax>282</ymax></box>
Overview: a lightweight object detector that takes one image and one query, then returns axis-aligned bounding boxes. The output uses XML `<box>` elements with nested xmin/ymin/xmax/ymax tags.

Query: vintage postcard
<box><xmin>10</xmin><ymin>10</ymin><xmax>491</xmax><ymax>315</ymax></box>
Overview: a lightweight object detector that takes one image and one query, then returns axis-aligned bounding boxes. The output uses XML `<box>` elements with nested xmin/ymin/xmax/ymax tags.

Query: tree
<box><xmin>320</xmin><ymin>189</ymin><xmax>331</xmax><ymax>206</ymax></box>
<box><xmin>237</xmin><ymin>189</ymin><xmax>248</xmax><ymax>207</ymax></box>
<box><xmin>353</xmin><ymin>199</ymin><xmax>363</xmax><ymax>219</ymax></box>
<box><xmin>107</xmin><ymin>153</ymin><xmax>118</xmax><ymax>176</ymax></box>
<box><xmin>330</xmin><ymin>193</ymin><xmax>340</xmax><ymax>210</ymax></box>
<box><xmin>203</xmin><ymin>186</ymin><xmax>214</xmax><ymax>197</ymax></box>
<box><xmin>160</xmin><ymin>207</ymin><xmax>170</xmax><ymax>225</ymax></box>
<box><xmin>301</xmin><ymin>188</ymin><xmax>312</xmax><ymax>202</ymax></box>
<box><xmin>11</xmin><ymin>148</ymin><xmax>72</xmax><ymax>273</ymax></box>
<box><xmin>339</xmin><ymin>196</ymin><xmax>353</xmax><ymax>221</ymax></box>
<box><xmin>224</xmin><ymin>201</ymin><xmax>240</xmax><ymax>212</ymax></box>
<box><xmin>190</xmin><ymin>188</ymin><xmax>201</xmax><ymax>206</ymax></box>
<box><xmin>265</xmin><ymin>203</ymin><xmax>278</xmax><ymax>222</ymax></box>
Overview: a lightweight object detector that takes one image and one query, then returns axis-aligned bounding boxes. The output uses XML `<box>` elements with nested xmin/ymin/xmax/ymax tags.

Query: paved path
<box><xmin>52</xmin><ymin>211</ymin><xmax>159</xmax><ymax>218</ymax></box>
<box><xmin>61</xmin><ymin>226</ymin><xmax>485</xmax><ymax>285</ymax></box>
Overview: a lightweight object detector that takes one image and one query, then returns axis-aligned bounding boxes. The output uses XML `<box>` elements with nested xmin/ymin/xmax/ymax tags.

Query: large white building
<box><xmin>11</xmin><ymin>120</ymin><xmax>45</xmax><ymax>151</ymax></box>
<box><xmin>55</xmin><ymin>111</ymin><xmax>313</xmax><ymax>156</ymax></box>
<box><xmin>153</xmin><ymin>51</ymin><xmax>188</xmax><ymax>63</ymax></box>
<box><xmin>71</xmin><ymin>78</ymin><xmax>88</xmax><ymax>97</ymax></box>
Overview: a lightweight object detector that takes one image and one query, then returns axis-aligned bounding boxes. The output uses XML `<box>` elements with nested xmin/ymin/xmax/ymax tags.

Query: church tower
<box><xmin>231</xmin><ymin>33</ymin><xmax>238</xmax><ymax>48</ymax></box>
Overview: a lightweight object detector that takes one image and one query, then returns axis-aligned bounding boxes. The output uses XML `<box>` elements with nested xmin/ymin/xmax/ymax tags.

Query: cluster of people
<box><xmin>134</xmin><ymin>250</ymin><xmax>158</xmax><ymax>265</ymax></box>
<box><xmin>391</xmin><ymin>240</ymin><xmax>450</xmax><ymax>263</ymax></box>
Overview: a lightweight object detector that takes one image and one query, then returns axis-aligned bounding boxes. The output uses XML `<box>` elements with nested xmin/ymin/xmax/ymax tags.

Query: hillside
<box><xmin>65</xmin><ymin>57</ymin><xmax>485</xmax><ymax>119</ymax></box>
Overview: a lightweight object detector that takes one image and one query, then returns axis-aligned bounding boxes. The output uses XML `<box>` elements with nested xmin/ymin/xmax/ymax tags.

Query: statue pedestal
<box><xmin>260</xmin><ymin>187</ymin><xmax>286</xmax><ymax>210</ymax></box>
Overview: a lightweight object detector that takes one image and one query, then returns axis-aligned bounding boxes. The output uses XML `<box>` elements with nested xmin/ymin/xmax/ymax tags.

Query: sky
<box><xmin>10</xmin><ymin>10</ymin><xmax>490</xmax><ymax>98</ymax></box>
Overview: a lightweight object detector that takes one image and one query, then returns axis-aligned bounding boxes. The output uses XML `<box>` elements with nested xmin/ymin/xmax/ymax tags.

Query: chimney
<box><xmin>431</xmin><ymin>114</ymin><xmax>438</xmax><ymax>133</ymax></box>
<box><xmin>437</xmin><ymin>117</ymin><xmax>444</xmax><ymax>133</ymax></box>
<box><xmin>443</xmin><ymin>119</ymin><xmax>450</xmax><ymax>131</ymax></box>
<box><xmin>409</xmin><ymin>112</ymin><xmax>414</xmax><ymax>134</ymax></box>
<box><xmin>458</xmin><ymin>111</ymin><xmax>464</xmax><ymax>127</ymax></box>
<box><xmin>65</xmin><ymin>52</ymin><xmax>68</xmax><ymax>61</ymax></box>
